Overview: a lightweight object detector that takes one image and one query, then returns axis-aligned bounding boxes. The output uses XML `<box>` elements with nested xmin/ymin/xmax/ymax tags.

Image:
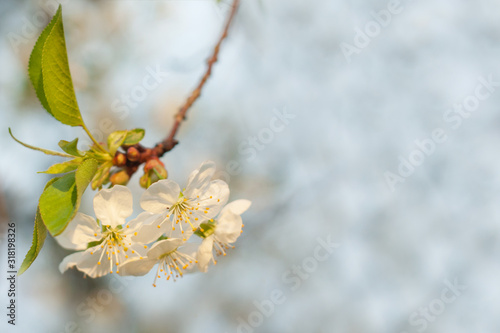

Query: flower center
<box><xmin>90</xmin><ymin>226</ymin><xmax>139</xmax><ymax>274</ymax></box>
<box><xmin>152</xmin><ymin>249</ymin><xmax>197</xmax><ymax>287</ymax></box>
<box><xmin>165</xmin><ymin>193</ymin><xmax>220</xmax><ymax>239</ymax></box>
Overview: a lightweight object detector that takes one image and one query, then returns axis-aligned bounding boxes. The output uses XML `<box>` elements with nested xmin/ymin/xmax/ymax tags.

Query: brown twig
<box><xmin>157</xmin><ymin>0</ymin><xmax>240</xmax><ymax>154</ymax></box>
<box><xmin>115</xmin><ymin>0</ymin><xmax>240</xmax><ymax>176</ymax></box>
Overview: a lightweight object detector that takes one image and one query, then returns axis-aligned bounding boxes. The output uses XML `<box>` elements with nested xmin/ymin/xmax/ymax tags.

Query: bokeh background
<box><xmin>2</xmin><ymin>0</ymin><xmax>500</xmax><ymax>332</ymax></box>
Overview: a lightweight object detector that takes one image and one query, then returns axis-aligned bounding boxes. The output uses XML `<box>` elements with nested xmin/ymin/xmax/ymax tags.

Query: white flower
<box><xmin>196</xmin><ymin>199</ymin><xmax>251</xmax><ymax>272</ymax></box>
<box><xmin>133</xmin><ymin>160</ymin><xmax>229</xmax><ymax>243</ymax></box>
<box><xmin>56</xmin><ymin>186</ymin><xmax>147</xmax><ymax>278</ymax></box>
<box><xmin>119</xmin><ymin>238</ymin><xmax>198</xmax><ymax>287</ymax></box>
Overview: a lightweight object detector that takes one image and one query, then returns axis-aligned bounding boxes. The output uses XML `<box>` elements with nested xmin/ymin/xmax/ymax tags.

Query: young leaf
<box><xmin>75</xmin><ymin>159</ymin><xmax>99</xmax><ymax>205</ymax></box>
<box><xmin>59</xmin><ymin>138</ymin><xmax>84</xmax><ymax>157</ymax></box>
<box><xmin>9</xmin><ymin>128</ymin><xmax>73</xmax><ymax>158</ymax></box>
<box><xmin>123</xmin><ymin>129</ymin><xmax>145</xmax><ymax>145</ymax></box>
<box><xmin>107</xmin><ymin>130</ymin><xmax>128</xmax><ymax>155</ymax></box>
<box><xmin>29</xmin><ymin>5</ymin><xmax>84</xmax><ymax>127</ymax></box>
<box><xmin>38</xmin><ymin>158</ymin><xmax>82</xmax><ymax>174</ymax></box>
<box><xmin>86</xmin><ymin>147</ymin><xmax>113</xmax><ymax>162</ymax></box>
<box><xmin>39</xmin><ymin>172</ymin><xmax>76</xmax><ymax>236</ymax></box>
<box><xmin>18</xmin><ymin>177</ymin><xmax>59</xmax><ymax>276</ymax></box>
<box><xmin>91</xmin><ymin>161</ymin><xmax>112</xmax><ymax>190</ymax></box>
<box><xmin>39</xmin><ymin>159</ymin><xmax>98</xmax><ymax>236</ymax></box>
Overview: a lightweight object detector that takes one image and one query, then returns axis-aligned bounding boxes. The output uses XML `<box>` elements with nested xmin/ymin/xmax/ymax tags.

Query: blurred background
<box><xmin>2</xmin><ymin>0</ymin><xmax>500</xmax><ymax>332</ymax></box>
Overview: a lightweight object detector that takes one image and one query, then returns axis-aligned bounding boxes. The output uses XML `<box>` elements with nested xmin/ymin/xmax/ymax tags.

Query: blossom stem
<box><xmin>82</xmin><ymin>123</ymin><xmax>108</xmax><ymax>153</ymax></box>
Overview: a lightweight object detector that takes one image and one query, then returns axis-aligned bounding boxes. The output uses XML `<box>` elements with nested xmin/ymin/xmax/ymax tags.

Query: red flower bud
<box><xmin>127</xmin><ymin>147</ymin><xmax>140</xmax><ymax>162</ymax></box>
<box><xmin>113</xmin><ymin>153</ymin><xmax>127</xmax><ymax>166</ymax></box>
<box><xmin>144</xmin><ymin>158</ymin><xmax>164</xmax><ymax>172</ymax></box>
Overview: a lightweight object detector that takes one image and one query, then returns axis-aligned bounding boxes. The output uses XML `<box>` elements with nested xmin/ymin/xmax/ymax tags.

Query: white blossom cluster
<box><xmin>56</xmin><ymin>161</ymin><xmax>251</xmax><ymax>286</ymax></box>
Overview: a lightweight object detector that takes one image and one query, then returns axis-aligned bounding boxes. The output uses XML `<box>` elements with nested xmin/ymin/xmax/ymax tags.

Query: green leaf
<box><xmin>123</xmin><ymin>128</ymin><xmax>145</xmax><ymax>145</ymax></box>
<box><xmin>39</xmin><ymin>159</ymin><xmax>98</xmax><ymax>236</ymax></box>
<box><xmin>58</xmin><ymin>138</ymin><xmax>84</xmax><ymax>157</ymax></box>
<box><xmin>107</xmin><ymin>130</ymin><xmax>128</xmax><ymax>155</ymax></box>
<box><xmin>29</xmin><ymin>5</ymin><xmax>84</xmax><ymax>127</ymax></box>
<box><xmin>28</xmin><ymin>5</ymin><xmax>60</xmax><ymax>115</ymax></box>
<box><xmin>9</xmin><ymin>128</ymin><xmax>73</xmax><ymax>158</ymax></box>
<box><xmin>18</xmin><ymin>208</ymin><xmax>47</xmax><ymax>276</ymax></box>
<box><xmin>91</xmin><ymin>161</ymin><xmax>112</xmax><ymax>190</ymax></box>
<box><xmin>38</xmin><ymin>158</ymin><xmax>82</xmax><ymax>174</ymax></box>
<box><xmin>75</xmin><ymin>159</ymin><xmax>99</xmax><ymax>202</ymax></box>
<box><xmin>86</xmin><ymin>147</ymin><xmax>113</xmax><ymax>162</ymax></box>
<box><xmin>18</xmin><ymin>177</ymin><xmax>59</xmax><ymax>276</ymax></box>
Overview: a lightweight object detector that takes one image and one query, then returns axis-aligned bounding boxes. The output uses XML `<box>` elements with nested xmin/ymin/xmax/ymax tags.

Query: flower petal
<box><xmin>215</xmin><ymin>211</ymin><xmax>242</xmax><ymax>244</ymax></box>
<box><xmin>178</xmin><ymin>242</ymin><xmax>200</xmax><ymax>258</ymax></box>
<box><xmin>93</xmin><ymin>185</ymin><xmax>133</xmax><ymax>227</ymax></box>
<box><xmin>196</xmin><ymin>236</ymin><xmax>214</xmax><ymax>273</ymax></box>
<box><xmin>221</xmin><ymin>199</ymin><xmax>252</xmax><ymax>216</ymax></box>
<box><xmin>147</xmin><ymin>238</ymin><xmax>185</xmax><ymax>259</ymax></box>
<box><xmin>119</xmin><ymin>258</ymin><xmax>157</xmax><ymax>276</ymax></box>
<box><xmin>59</xmin><ymin>251</ymin><xmax>86</xmax><ymax>274</ymax></box>
<box><xmin>141</xmin><ymin>179</ymin><xmax>180</xmax><ymax>214</ymax></box>
<box><xmin>132</xmin><ymin>215</ymin><xmax>170</xmax><ymax>244</ymax></box>
<box><xmin>74</xmin><ymin>246</ymin><xmax>112</xmax><ymax>278</ymax></box>
<box><xmin>184</xmin><ymin>161</ymin><xmax>216</xmax><ymax>198</ymax></box>
<box><xmin>190</xmin><ymin>180</ymin><xmax>230</xmax><ymax>219</ymax></box>
<box><xmin>167</xmin><ymin>223</ymin><xmax>194</xmax><ymax>240</ymax></box>
<box><xmin>55</xmin><ymin>213</ymin><xmax>101</xmax><ymax>250</ymax></box>
<box><xmin>176</xmin><ymin>243</ymin><xmax>200</xmax><ymax>274</ymax></box>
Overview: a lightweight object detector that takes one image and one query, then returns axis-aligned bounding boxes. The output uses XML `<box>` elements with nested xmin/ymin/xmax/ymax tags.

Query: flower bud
<box><xmin>139</xmin><ymin>173</ymin><xmax>150</xmax><ymax>188</ymax></box>
<box><xmin>127</xmin><ymin>147</ymin><xmax>140</xmax><ymax>162</ymax></box>
<box><xmin>155</xmin><ymin>166</ymin><xmax>168</xmax><ymax>179</ymax></box>
<box><xmin>113</xmin><ymin>153</ymin><xmax>127</xmax><ymax>166</ymax></box>
<box><xmin>143</xmin><ymin>158</ymin><xmax>162</xmax><ymax>171</ymax></box>
<box><xmin>145</xmin><ymin>158</ymin><xmax>168</xmax><ymax>180</ymax></box>
<box><xmin>110</xmin><ymin>170</ymin><xmax>130</xmax><ymax>186</ymax></box>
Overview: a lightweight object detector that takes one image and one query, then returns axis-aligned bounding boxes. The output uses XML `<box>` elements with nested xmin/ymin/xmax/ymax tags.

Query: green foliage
<box><xmin>18</xmin><ymin>178</ymin><xmax>58</xmax><ymax>276</ymax></box>
<box><xmin>29</xmin><ymin>5</ymin><xmax>84</xmax><ymax>127</ymax></box>
<box><xmin>123</xmin><ymin>128</ymin><xmax>145</xmax><ymax>145</ymax></box>
<box><xmin>59</xmin><ymin>138</ymin><xmax>84</xmax><ymax>157</ymax></box>
<box><xmin>91</xmin><ymin>161</ymin><xmax>112</xmax><ymax>190</ymax></box>
<box><xmin>18</xmin><ymin>208</ymin><xmax>47</xmax><ymax>276</ymax></box>
<box><xmin>39</xmin><ymin>158</ymin><xmax>82</xmax><ymax>174</ymax></box>
<box><xmin>9</xmin><ymin>128</ymin><xmax>73</xmax><ymax>158</ymax></box>
<box><xmin>14</xmin><ymin>5</ymin><xmax>149</xmax><ymax>275</ymax></box>
<box><xmin>27</xmin><ymin>5</ymin><xmax>59</xmax><ymax>115</ymax></box>
<box><xmin>39</xmin><ymin>159</ymin><xmax>98</xmax><ymax>236</ymax></box>
<box><xmin>107</xmin><ymin>129</ymin><xmax>145</xmax><ymax>155</ymax></box>
<box><xmin>107</xmin><ymin>130</ymin><xmax>128</xmax><ymax>156</ymax></box>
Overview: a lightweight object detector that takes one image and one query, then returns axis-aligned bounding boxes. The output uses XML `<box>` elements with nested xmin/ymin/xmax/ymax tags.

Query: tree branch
<box><xmin>156</xmin><ymin>0</ymin><xmax>240</xmax><ymax>154</ymax></box>
<box><xmin>116</xmin><ymin>0</ymin><xmax>241</xmax><ymax>176</ymax></box>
